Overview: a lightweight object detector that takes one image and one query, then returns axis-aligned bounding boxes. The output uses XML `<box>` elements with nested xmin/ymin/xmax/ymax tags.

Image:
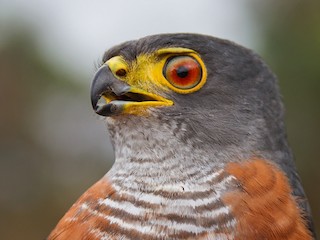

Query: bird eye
<box><xmin>163</xmin><ymin>56</ymin><xmax>202</xmax><ymax>90</ymax></box>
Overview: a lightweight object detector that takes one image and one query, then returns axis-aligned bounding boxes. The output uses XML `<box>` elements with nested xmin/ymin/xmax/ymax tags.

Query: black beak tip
<box><xmin>90</xmin><ymin>65</ymin><xmax>111</xmax><ymax>114</ymax></box>
<box><xmin>94</xmin><ymin>102</ymin><xmax>122</xmax><ymax>117</ymax></box>
<box><xmin>90</xmin><ymin>92</ymin><xmax>100</xmax><ymax>112</ymax></box>
<box><xmin>90</xmin><ymin>65</ymin><xmax>130</xmax><ymax>117</ymax></box>
<box><xmin>95</xmin><ymin>104</ymin><xmax>110</xmax><ymax>116</ymax></box>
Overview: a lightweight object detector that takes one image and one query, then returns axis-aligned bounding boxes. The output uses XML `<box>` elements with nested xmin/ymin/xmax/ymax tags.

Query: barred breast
<box><xmin>48</xmin><ymin>158</ymin><xmax>313</xmax><ymax>240</ymax></box>
<box><xmin>48</xmin><ymin>165</ymin><xmax>238</xmax><ymax>240</ymax></box>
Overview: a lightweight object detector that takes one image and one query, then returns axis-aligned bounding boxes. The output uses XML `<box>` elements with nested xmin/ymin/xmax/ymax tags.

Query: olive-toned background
<box><xmin>0</xmin><ymin>1</ymin><xmax>318</xmax><ymax>239</ymax></box>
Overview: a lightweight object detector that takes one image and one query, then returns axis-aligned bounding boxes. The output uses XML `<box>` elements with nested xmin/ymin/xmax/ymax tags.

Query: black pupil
<box><xmin>176</xmin><ymin>66</ymin><xmax>189</xmax><ymax>78</ymax></box>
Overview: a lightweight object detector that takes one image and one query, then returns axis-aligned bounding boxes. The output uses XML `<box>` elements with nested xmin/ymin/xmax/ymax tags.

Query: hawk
<box><xmin>48</xmin><ymin>33</ymin><xmax>315</xmax><ymax>239</ymax></box>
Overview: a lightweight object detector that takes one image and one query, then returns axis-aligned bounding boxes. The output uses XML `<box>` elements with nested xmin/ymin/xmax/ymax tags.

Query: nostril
<box><xmin>115</xmin><ymin>68</ymin><xmax>127</xmax><ymax>77</ymax></box>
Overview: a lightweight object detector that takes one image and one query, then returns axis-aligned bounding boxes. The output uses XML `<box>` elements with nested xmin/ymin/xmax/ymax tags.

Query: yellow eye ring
<box><xmin>159</xmin><ymin>50</ymin><xmax>207</xmax><ymax>94</ymax></box>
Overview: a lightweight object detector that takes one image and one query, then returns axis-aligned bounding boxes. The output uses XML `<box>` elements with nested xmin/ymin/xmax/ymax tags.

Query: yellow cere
<box><xmin>106</xmin><ymin>56</ymin><xmax>128</xmax><ymax>76</ymax></box>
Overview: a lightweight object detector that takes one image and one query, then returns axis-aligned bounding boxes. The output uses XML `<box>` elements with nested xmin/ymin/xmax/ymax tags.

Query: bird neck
<box><xmin>105</xmin><ymin>113</ymin><xmax>244</xmax><ymax>185</ymax></box>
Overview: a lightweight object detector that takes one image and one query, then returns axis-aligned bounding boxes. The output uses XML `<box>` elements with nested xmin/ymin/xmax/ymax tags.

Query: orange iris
<box><xmin>163</xmin><ymin>56</ymin><xmax>202</xmax><ymax>89</ymax></box>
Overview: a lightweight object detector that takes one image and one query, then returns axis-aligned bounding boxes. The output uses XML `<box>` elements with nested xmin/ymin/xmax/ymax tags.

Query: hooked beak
<box><xmin>90</xmin><ymin>65</ymin><xmax>173</xmax><ymax>116</ymax></box>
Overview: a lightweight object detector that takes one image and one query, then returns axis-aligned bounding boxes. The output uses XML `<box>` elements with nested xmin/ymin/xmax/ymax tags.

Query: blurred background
<box><xmin>0</xmin><ymin>0</ymin><xmax>319</xmax><ymax>239</ymax></box>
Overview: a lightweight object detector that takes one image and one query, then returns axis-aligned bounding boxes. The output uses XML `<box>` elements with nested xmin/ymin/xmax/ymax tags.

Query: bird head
<box><xmin>91</xmin><ymin>39</ymin><xmax>208</xmax><ymax>117</ymax></box>
<box><xmin>91</xmin><ymin>33</ymin><xmax>287</xmax><ymax>162</ymax></box>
